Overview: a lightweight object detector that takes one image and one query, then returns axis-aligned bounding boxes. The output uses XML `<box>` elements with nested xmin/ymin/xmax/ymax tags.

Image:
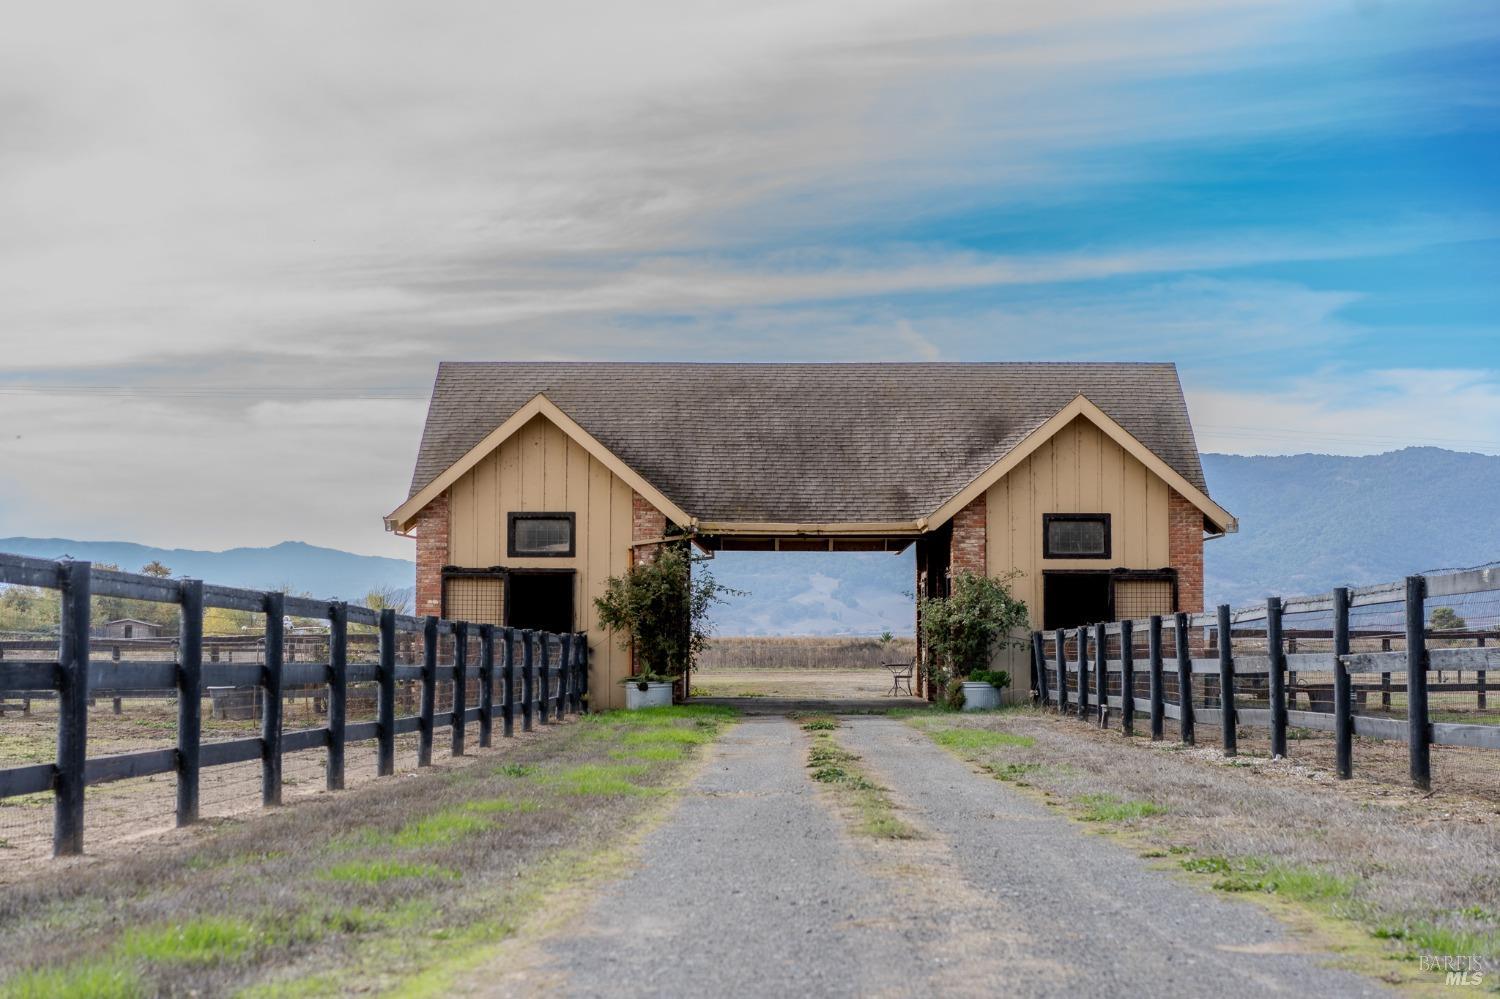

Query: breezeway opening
<box><xmin>687</xmin><ymin>546</ymin><xmax>923</xmax><ymax>712</ymax></box>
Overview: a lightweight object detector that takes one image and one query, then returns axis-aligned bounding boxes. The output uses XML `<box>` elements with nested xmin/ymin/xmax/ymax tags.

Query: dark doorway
<box><xmin>1043</xmin><ymin>571</ymin><xmax>1111</xmax><ymax>632</ymax></box>
<box><xmin>506</xmin><ymin>570</ymin><xmax>575</xmax><ymax>634</ymax></box>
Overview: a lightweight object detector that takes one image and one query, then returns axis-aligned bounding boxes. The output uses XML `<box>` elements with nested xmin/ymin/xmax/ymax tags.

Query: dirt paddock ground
<box><xmin>0</xmin><ymin>690</ymin><xmax>522</xmax><ymax>878</ymax></box>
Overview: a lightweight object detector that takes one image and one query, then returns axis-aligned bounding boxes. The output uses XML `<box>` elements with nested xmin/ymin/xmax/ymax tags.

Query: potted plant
<box><xmin>594</xmin><ymin>544</ymin><xmax>734</xmax><ymax>709</ymax></box>
<box><xmin>919</xmin><ymin>570</ymin><xmax>1029</xmax><ymax>711</ymax></box>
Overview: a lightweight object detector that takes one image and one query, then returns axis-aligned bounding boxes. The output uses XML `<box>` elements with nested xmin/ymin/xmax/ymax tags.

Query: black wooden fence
<box><xmin>0</xmin><ymin>553</ymin><xmax>588</xmax><ymax>857</ymax></box>
<box><xmin>1030</xmin><ymin>567</ymin><xmax>1500</xmax><ymax>789</ymax></box>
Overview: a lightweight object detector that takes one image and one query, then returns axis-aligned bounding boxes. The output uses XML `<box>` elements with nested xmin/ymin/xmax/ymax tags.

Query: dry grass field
<box><xmin>692</xmin><ymin>667</ymin><xmax>907</xmax><ymax>701</ymax></box>
<box><xmin>0</xmin><ymin>705</ymin><xmax>736</xmax><ymax>997</ymax></box>
<box><xmin>696</xmin><ymin>636</ymin><xmax>916</xmax><ymax>671</ymax></box>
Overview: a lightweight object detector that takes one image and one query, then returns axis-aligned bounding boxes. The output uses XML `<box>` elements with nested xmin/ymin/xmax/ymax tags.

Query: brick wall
<box><xmin>413</xmin><ymin>492</ymin><xmax>450</xmax><ymax>618</ymax></box>
<box><xmin>1168</xmin><ymin>489</ymin><xmax>1204</xmax><ymax>613</ymax></box>
<box><xmin>949</xmin><ymin>495</ymin><xmax>987</xmax><ymax>577</ymax></box>
<box><xmin>631</xmin><ymin>490</ymin><xmax>667</xmax><ymax>566</ymax></box>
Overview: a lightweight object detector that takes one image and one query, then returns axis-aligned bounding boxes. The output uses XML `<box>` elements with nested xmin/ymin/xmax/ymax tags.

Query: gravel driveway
<box><xmin>531</xmin><ymin>715</ymin><xmax>1387</xmax><ymax>998</ymax></box>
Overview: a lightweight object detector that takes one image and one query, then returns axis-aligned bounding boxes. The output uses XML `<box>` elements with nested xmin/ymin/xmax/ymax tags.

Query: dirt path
<box><xmin>525</xmin><ymin>716</ymin><xmax>1387</xmax><ymax>998</ymax></box>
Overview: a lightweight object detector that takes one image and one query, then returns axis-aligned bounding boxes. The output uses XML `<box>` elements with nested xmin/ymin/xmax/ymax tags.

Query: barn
<box><xmin>385</xmin><ymin>362</ymin><xmax>1236</xmax><ymax>709</ymax></box>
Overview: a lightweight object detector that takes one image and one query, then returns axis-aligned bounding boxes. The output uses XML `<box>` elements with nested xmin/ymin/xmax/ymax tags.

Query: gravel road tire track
<box><xmin>528</xmin><ymin>715</ymin><xmax>1388</xmax><ymax>998</ymax></box>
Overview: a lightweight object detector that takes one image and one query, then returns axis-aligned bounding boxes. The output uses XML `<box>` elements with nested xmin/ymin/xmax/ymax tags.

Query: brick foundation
<box><xmin>413</xmin><ymin>493</ymin><xmax>450</xmax><ymax>618</ymax></box>
<box><xmin>950</xmin><ymin>495</ymin><xmax>987</xmax><ymax>577</ymax></box>
<box><xmin>1168</xmin><ymin>490</ymin><xmax>1204</xmax><ymax>613</ymax></box>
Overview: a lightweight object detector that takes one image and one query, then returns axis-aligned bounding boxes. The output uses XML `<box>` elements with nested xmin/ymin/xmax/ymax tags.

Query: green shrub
<box><xmin>918</xmin><ymin>571</ymin><xmax>1029</xmax><ymax>686</ymax></box>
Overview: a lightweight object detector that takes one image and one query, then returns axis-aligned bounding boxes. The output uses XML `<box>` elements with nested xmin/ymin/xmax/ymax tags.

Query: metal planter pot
<box><xmin>625</xmin><ymin>681</ymin><xmax>674</xmax><ymax>710</ymax></box>
<box><xmin>961</xmin><ymin>681</ymin><xmax>1002</xmax><ymax>712</ymax></box>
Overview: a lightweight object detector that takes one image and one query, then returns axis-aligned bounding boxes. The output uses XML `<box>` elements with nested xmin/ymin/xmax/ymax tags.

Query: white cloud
<box><xmin>1188</xmin><ymin>369</ymin><xmax>1500</xmax><ymax>455</ymax></box>
<box><xmin>0</xmin><ymin>0</ymin><xmax>1492</xmax><ymax>555</ymax></box>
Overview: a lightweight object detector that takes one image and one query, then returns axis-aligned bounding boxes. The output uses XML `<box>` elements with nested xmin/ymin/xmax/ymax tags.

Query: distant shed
<box><xmin>100</xmin><ymin>618</ymin><xmax>162</xmax><ymax>639</ymax></box>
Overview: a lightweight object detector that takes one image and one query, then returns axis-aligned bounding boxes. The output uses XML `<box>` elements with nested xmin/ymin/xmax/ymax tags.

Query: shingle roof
<box><xmin>406</xmin><ymin>362</ymin><xmax>1208</xmax><ymax>523</ymax></box>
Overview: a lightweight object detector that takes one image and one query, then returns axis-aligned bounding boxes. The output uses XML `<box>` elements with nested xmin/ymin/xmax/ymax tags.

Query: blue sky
<box><xmin>0</xmin><ymin>0</ymin><xmax>1496</xmax><ymax>557</ymax></box>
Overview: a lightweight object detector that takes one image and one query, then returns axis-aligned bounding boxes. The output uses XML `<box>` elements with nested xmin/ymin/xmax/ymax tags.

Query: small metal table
<box><xmin>883</xmin><ymin>662</ymin><xmax>914</xmax><ymax>697</ymax></box>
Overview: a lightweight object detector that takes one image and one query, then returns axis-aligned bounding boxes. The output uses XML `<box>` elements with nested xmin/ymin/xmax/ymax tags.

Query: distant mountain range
<box><xmin>0</xmin><ymin>538</ymin><xmax>414</xmax><ymax>605</ymax></box>
<box><xmin>1201</xmin><ymin>447</ymin><xmax>1500</xmax><ymax>607</ymax></box>
<box><xmin>4</xmin><ymin>447</ymin><xmax>1496</xmax><ymax>632</ymax></box>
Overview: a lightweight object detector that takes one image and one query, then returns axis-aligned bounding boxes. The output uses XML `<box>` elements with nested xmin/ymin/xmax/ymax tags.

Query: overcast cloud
<box><xmin>1</xmin><ymin>0</ymin><xmax>1496</xmax><ymax>557</ymax></box>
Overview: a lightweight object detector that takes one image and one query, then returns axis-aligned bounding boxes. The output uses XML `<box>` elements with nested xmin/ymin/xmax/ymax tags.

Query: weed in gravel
<box><xmin>460</xmin><ymin>797</ymin><xmax>539</xmax><ymax>814</ymax></box>
<box><xmin>620</xmin><ymin>728</ymin><xmax>712</xmax><ymax>746</ymax></box>
<box><xmin>801</xmin><ymin>718</ymin><xmax>838</xmax><ymax>731</ymax></box>
<box><xmin>545</xmin><ymin>763</ymin><xmax>657</xmax><ymax>796</ymax></box>
<box><xmin>809</xmin><ymin>765</ymin><xmax>875</xmax><ymax>789</ymax></box>
<box><xmin>0</xmin><ymin>962</ymin><xmax>144</xmax><ymax>999</ymax></box>
<box><xmin>117</xmin><ymin>917</ymin><xmax>260</xmax><ymax>964</ymax></box>
<box><xmin>609</xmin><ymin>746</ymin><xmax>685</xmax><ymax>762</ymax></box>
<box><xmin>495</xmin><ymin>763</ymin><xmax>536</xmax><ymax>778</ymax></box>
<box><xmin>319</xmin><ymin>860</ymin><xmax>458</xmax><ymax>884</ymax></box>
<box><xmin>807</xmin><ymin>743</ymin><xmax>858</xmax><ymax>767</ymax></box>
<box><xmin>590</xmin><ymin>705</ymin><xmax>736</xmax><ymax>728</ymax></box>
<box><xmin>984</xmin><ymin>762</ymin><xmax>1041</xmax><ymax>782</ymax></box>
<box><xmin>387</xmin><ymin>810</ymin><xmax>492</xmax><ymax>848</ymax></box>
<box><xmin>804</xmin><ymin>731</ymin><xmax>918</xmax><ymax>839</ymax></box>
<box><xmin>930</xmin><ymin>728</ymin><xmax>1034</xmax><ymax>753</ymax></box>
<box><xmin>1376</xmin><ymin>922</ymin><xmax>1500</xmax><ymax>959</ymax></box>
<box><xmin>1181</xmin><ymin>856</ymin><xmax>1232</xmax><ymax>874</ymax></box>
<box><xmin>1074</xmin><ymin>793</ymin><xmax>1165</xmax><ymax>822</ymax></box>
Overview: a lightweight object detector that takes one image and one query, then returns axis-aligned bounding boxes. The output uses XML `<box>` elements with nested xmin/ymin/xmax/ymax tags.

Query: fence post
<box><xmin>1478</xmin><ymin>637</ymin><xmax>1487</xmax><ymax>710</ymax></box>
<box><xmin>1174</xmin><ymin>612</ymin><xmax>1194</xmax><ymax>745</ymax></box>
<box><xmin>521</xmin><ymin>630</ymin><xmax>535</xmax><ymax>732</ymax></box>
<box><xmin>1405</xmin><ymin>575</ymin><xmax>1430</xmax><ymax>789</ymax></box>
<box><xmin>1075</xmin><ymin>626</ymin><xmax>1089</xmax><ymax>720</ymax></box>
<box><xmin>1093</xmin><ymin>623</ymin><xmax>1107</xmax><ymax>727</ymax></box>
<box><xmin>1217</xmin><ymin>604</ymin><xmax>1236</xmax><ymax>756</ymax></box>
<box><xmin>1332</xmin><ymin>587</ymin><xmax>1352</xmax><ymax>779</ymax></box>
<box><xmin>176</xmin><ymin>579</ymin><xmax>203</xmax><ymax>827</ymax></box>
<box><xmin>1120</xmin><ymin>619</ymin><xmax>1135</xmax><ymax>735</ymax></box>
<box><xmin>54</xmin><ymin>560</ymin><xmax>91</xmax><ymax>856</ymax></box>
<box><xmin>1148</xmin><ymin>615</ymin><xmax>1164</xmax><ymax>741</ymax></box>
<box><xmin>502</xmin><ymin>628</ymin><xmax>516</xmax><ymax>737</ymax></box>
<box><xmin>559</xmin><ymin>634</ymin><xmax>574</xmax><ymax>717</ymax></box>
<box><xmin>478</xmin><ymin>625</ymin><xmax>495</xmax><ymax>748</ymax></box>
<box><xmin>1380</xmin><ymin>636</ymin><xmax>1392</xmax><ymax>710</ymax></box>
<box><xmin>543</xmin><ymin>630</ymin><xmax>555</xmax><ymax>723</ymax></box>
<box><xmin>1267</xmin><ymin>596</ymin><xmax>1287</xmax><ymax>759</ymax></box>
<box><xmin>452</xmin><ymin>622</ymin><xmax>468</xmax><ymax>756</ymax></box>
<box><xmin>1054</xmin><ymin>629</ymin><xmax>1067</xmax><ymax>714</ymax></box>
<box><xmin>576</xmin><ymin>633</ymin><xmax>589</xmax><ymax>713</ymax></box>
<box><xmin>328</xmin><ymin>601</ymin><xmax>348</xmax><ymax>791</ymax></box>
<box><xmin>377</xmin><ymin>609</ymin><xmax>396</xmax><ymax>776</ymax></box>
<box><xmin>418</xmin><ymin>616</ymin><xmax>437</xmax><ymax>767</ymax></box>
<box><xmin>1031</xmin><ymin>632</ymin><xmax>1048</xmax><ymax>707</ymax></box>
<box><xmin>262</xmin><ymin>591</ymin><xmax>284</xmax><ymax>806</ymax></box>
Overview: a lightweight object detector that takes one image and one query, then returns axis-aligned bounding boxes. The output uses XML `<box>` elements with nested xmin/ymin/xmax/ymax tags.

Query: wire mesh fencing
<box><xmin>0</xmin><ymin>553</ymin><xmax>590</xmax><ymax>868</ymax></box>
<box><xmin>1034</xmin><ymin>564</ymin><xmax>1500</xmax><ymax>792</ymax></box>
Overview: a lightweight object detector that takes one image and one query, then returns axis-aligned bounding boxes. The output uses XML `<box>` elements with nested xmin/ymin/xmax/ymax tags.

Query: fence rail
<box><xmin>0</xmin><ymin>553</ymin><xmax>589</xmax><ymax>856</ymax></box>
<box><xmin>1031</xmin><ymin>566</ymin><xmax>1500</xmax><ymax>789</ymax></box>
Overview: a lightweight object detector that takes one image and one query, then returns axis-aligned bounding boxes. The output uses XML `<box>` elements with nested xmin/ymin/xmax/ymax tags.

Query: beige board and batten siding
<box><xmin>445</xmin><ymin>414</ymin><xmax>637</xmax><ymax>710</ymax></box>
<box><xmin>983</xmin><ymin>415</ymin><xmax>1173</xmax><ymax>681</ymax></box>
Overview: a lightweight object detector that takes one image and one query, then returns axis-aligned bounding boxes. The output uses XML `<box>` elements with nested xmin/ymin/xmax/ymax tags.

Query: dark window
<box><xmin>506</xmin><ymin>570</ymin><xmax>575</xmax><ymax>634</ymax></box>
<box><xmin>1042</xmin><ymin>571</ymin><xmax>1113</xmax><ymax>631</ymax></box>
<box><xmin>1043</xmin><ymin>513</ymin><xmax>1111</xmax><ymax>559</ymax></box>
<box><xmin>123</xmin><ymin>624</ymin><xmax>133</xmax><ymax>639</ymax></box>
<box><xmin>508</xmin><ymin>512</ymin><xmax>576</xmax><ymax>558</ymax></box>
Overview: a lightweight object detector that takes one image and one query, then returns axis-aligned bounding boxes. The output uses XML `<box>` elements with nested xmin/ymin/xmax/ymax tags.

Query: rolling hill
<box><xmin>4</xmin><ymin>447</ymin><xmax>1495</xmax><ymax>631</ymax></box>
<box><xmin>0</xmin><ymin>538</ymin><xmax>414</xmax><ymax>605</ymax></box>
